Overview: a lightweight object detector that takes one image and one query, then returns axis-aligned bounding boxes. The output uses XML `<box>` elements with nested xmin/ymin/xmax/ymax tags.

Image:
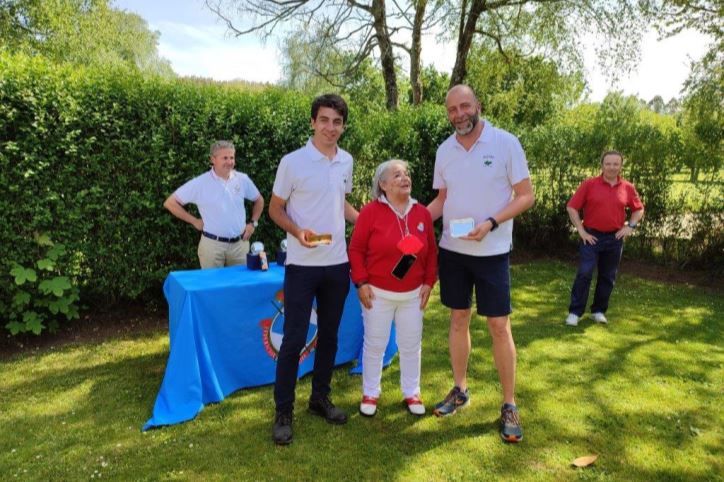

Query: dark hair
<box><xmin>600</xmin><ymin>150</ymin><xmax>623</xmax><ymax>164</ymax></box>
<box><xmin>311</xmin><ymin>94</ymin><xmax>348</xmax><ymax>124</ymax></box>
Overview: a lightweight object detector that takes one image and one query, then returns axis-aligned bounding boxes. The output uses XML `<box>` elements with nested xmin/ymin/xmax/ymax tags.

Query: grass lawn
<box><xmin>669</xmin><ymin>170</ymin><xmax>722</xmax><ymax>210</ymax></box>
<box><xmin>1</xmin><ymin>259</ymin><xmax>721</xmax><ymax>481</ymax></box>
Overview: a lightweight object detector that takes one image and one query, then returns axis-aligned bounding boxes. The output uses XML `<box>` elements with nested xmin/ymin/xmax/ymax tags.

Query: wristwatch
<box><xmin>625</xmin><ymin>221</ymin><xmax>637</xmax><ymax>229</ymax></box>
<box><xmin>487</xmin><ymin>217</ymin><xmax>499</xmax><ymax>231</ymax></box>
<box><xmin>250</xmin><ymin>220</ymin><xmax>259</xmax><ymax>228</ymax></box>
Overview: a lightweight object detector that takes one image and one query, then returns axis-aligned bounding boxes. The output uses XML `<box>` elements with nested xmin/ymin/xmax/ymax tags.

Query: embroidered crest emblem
<box><xmin>260</xmin><ymin>289</ymin><xmax>318</xmax><ymax>361</ymax></box>
<box><xmin>417</xmin><ymin>222</ymin><xmax>424</xmax><ymax>232</ymax></box>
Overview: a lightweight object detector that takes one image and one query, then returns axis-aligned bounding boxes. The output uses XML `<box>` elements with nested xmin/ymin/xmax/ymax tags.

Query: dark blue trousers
<box><xmin>568</xmin><ymin>230</ymin><xmax>623</xmax><ymax>316</ymax></box>
<box><xmin>274</xmin><ymin>262</ymin><xmax>350</xmax><ymax>413</ymax></box>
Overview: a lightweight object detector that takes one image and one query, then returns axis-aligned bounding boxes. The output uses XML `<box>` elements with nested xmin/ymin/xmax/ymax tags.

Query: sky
<box><xmin>114</xmin><ymin>0</ymin><xmax>711</xmax><ymax>102</ymax></box>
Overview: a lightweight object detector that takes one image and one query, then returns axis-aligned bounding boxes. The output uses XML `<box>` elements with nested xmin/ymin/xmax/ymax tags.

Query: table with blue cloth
<box><xmin>143</xmin><ymin>264</ymin><xmax>396</xmax><ymax>430</ymax></box>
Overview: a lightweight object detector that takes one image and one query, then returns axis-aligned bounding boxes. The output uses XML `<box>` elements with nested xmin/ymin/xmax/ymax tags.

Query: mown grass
<box><xmin>669</xmin><ymin>169</ymin><xmax>722</xmax><ymax>210</ymax></box>
<box><xmin>1</xmin><ymin>260</ymin><xmax>721</xmax><ymax>481</ymax></box>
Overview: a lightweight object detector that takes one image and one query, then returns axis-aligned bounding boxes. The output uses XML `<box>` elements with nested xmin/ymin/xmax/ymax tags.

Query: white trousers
<box><xmin>362</xmin><ymin>286</ymin><xmax>423</xmax><ymax>399</ymax></box>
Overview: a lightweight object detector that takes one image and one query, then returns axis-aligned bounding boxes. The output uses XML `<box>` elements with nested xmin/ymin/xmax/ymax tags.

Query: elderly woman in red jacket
<box><xmin>349</xmin><ymin>159</ymin><xmax>437</xmax><ymax>417</ymax></box>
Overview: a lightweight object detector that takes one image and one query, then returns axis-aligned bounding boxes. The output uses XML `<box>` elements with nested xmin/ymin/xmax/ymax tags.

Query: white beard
<box><xmin>454</xmin><ymin>113</ymin><xmax>479</xmax><ymax>136</ymax></box>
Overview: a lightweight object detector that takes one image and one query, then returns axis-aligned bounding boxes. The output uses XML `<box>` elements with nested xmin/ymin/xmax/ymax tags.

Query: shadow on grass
<box><xmin>1</xmin><ymin>259</ymin><xmax>721</xmax><ymax>481</ymax></box>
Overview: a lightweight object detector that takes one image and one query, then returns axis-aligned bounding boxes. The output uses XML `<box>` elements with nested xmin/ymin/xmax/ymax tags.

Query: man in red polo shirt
<box><xmin>565</xmin><ymin>150</ymin><xmax>644</xmax><ymax>326</ymax></box>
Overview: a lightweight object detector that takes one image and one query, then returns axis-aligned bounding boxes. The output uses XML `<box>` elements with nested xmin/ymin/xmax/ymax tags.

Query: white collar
<box><xmin>379</xmin><ymin>194</ymin><xmax>417</xmax><ymax>218</ymax></box>
<box><xmin>210</xmin><ymin>168</ymin><xmax>236</xmax><ymax>181</ymax></box>
<box><xmin>305</xmin><ymin>139</ymin><xmax>340</xmax><ymax>163</ymax></box>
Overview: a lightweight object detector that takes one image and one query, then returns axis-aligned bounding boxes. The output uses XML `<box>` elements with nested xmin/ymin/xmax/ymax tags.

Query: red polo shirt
<box><xmin>567</xmin><ymin>175</ymin><xmax>644</xmax><ymax>232</ymax></box>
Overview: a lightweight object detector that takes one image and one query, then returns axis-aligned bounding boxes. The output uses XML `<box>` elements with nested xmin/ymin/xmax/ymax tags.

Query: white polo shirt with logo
<box><xmin>433</xmin><ymin>121</ymin><xmax>530</xmax><ymax>257</ymax></box>
<box><xmin>272</xmin><ymin>139</ymin><xmax>353</xmax><ymax>266</ymax></box>
<box><xmin>174</xmin><ymin>168</ymin><xmax>261</xmax><ymax>238</ymax></box>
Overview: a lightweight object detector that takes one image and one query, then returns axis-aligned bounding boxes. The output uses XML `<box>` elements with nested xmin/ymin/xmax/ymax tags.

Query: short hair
<box><xmin>210</xmin><ymin>140</ymin><xmax>235</xmax><ymax>157</ymax></box>
<box><xmin>371</xmin><ymin>159</ymin><xmax>409</xmax><ymax>199</ymax></box>
<box><xmin>600</xmin><ymin>150</ymin><xmax>623</xmax><ymax>164</ymax></box>
<box><xmin>311</xmin><ymin>94</ymin><xmax>349</xmax><ymax>124</ymax></box>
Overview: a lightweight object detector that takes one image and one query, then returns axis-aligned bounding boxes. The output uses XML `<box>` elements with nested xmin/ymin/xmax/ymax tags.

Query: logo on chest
<box><xmin>481</xmin><ymin>154</ymin><xmax>495</xmax><ymax>167</ymax></box>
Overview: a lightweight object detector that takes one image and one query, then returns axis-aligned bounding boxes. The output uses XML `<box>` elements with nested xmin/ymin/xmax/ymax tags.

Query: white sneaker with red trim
<box><xmin>359</xmin><ymin>395</ymin><xmax>378</xmax><ymax>417</ymax></box>
<box><xmin>404</xmin><ymin>395</ymin><xmax>426</xmax><ymax>416</ymax></box>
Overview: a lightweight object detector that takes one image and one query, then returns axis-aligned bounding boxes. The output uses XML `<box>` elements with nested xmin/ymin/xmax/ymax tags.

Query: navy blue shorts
<box><xmin>438</xmin><ymin>248</ymin><xmax>511</xmax><ymax>317</ymax></box>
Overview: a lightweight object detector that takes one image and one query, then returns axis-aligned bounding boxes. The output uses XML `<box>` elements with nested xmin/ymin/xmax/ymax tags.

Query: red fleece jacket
<box><xmin>349</xmin><ymin>200</ymin><xmax>437</xmax><ymax>292</ymax></box>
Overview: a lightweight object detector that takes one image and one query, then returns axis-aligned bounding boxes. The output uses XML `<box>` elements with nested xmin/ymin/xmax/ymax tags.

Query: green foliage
<box><xmin>407</xmin><ymin>66</ymin><xmax>450</xmax><ymax>106</ymax></box>
<box><xmin>280</xmin><ymin>33</ymin><xmax>387</xmax><ymax>114</ymax></box>
<box><xmin>520</xmin><ymin>92</ymin><xmax>722</xmax><ymax>271</ymax></box>
<box><xmin>0</xmin><ymin>53</ymin><xmax>720</xmax><ymax>337</ymax></box>
<box><xmin>466</xmin><ymin>47</ymin><xmax>585</xmax><ymax>130</ymax></box>
<box><xmin>0</xmin><ymin>0</ymin><xmax>173</xmax><ymax>75</ymax></box>
<box><xmin>3</xmin><ymin>236</ymin><xmax>80</xmax><ymax>335</ymax></box>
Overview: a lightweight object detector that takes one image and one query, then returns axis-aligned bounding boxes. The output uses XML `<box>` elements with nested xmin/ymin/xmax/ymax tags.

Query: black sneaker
<box><xmin>500</xmin><ymin>403</ymin><xmax>523</xmax><ymax>443</ymax></box>
<box><xmin>308</xmin><ymin>395</ymin><xmax>348</xmax><ymax>424</ymax></box>
<box><xmin>272</xmin><ymin>411</ymin><xmax>293</xmax><ymax>445</ymax></box>
<box><xmin>433</xmin><ymin>386</ymin><xmax>470</xmax><ymax>417</ymax></box>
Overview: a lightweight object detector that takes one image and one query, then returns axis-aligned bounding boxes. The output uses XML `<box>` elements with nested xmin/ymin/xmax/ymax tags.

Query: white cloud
<box><xmin>153</xmin><ymin>21</ymin><xmax>282</xmax><ymax>82</ymax></box>
<box><xmin>585</xmin><ymin>29</ymin><xmax>711</xmax><ymax>102</ymax></box>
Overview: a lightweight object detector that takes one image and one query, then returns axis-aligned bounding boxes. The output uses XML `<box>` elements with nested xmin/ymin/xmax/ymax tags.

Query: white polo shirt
<box><xmin>272</xmin><ymin>139</ymin><xmax>353</xmax><ymax>266</ymax></box>
<box><xmin>174</xmin><ymin>168</ymin><xmax>261</xmax><ymax>238</ymax></box>
<box><xmin>433</xmin><ymin>121</ymin><xmax>530</xmax><ymax>257</ymax></box>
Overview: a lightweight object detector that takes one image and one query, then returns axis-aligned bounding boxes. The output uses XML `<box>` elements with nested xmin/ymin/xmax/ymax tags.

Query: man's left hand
<box><xmin>615</xmin><ymin>225</ymin><xmax>634</xmax><ymax>240</ymax></box>
<box><xmin>460</xmin><ymin>221</ymin><xmax>492</xmax><ymax>242</ymax></box>
<box><xmin>242</xmin><ymin>223</ymin><xmax>255</xmax><ymax>241</ymax></box>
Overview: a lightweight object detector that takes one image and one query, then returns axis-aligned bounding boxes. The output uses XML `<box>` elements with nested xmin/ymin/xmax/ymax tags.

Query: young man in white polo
<box><xmin>163</xmin><ymin>140</ymin><xmax>264</xmax><ymax>268</ymax></box>
<box><xmin>427</xmin><ymin>85</ymin><xmax>535</xmax><ymax>443</ymax></box>
<box><xmin>268</xmin><ymin>94</ymin><xmax>358</xmax><ymax>445</ymax></box>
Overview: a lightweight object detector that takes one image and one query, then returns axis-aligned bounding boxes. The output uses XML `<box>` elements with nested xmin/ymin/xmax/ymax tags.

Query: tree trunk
<box><xmin>450</xmin><ymin>0</ymin><xmax>486</xmax><ymax>87</ymax></box>
<box><xmin>410</xmin><ymin>0</ymin><xmax>426</xmax><ymax>105</ymax></box>
<box><xmin>371</xmin><ymin>0</ymin><xmax>398</xmax><ymax>110</ymax></box>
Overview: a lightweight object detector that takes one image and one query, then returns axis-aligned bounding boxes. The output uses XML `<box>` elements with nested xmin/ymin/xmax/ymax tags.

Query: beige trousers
<box><xmin>197</xmin><ymin>236</ymin><xmax>250</xmax><ymax>268</ymax></box>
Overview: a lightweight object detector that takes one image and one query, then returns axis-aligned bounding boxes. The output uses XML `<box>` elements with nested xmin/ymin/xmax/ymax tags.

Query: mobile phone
<box><xmin>391</xmin><ymin>254</ymin><xmax>417</xmax><ymax>280</ymax></box>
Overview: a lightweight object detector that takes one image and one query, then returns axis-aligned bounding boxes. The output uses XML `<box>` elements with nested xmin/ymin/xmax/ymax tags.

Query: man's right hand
<box><xmin>294</xmin><ymin>228</ymin><xmax>318</xmax><ymax>248</ymax></box>
<box><xmin>192</xmin><ymin>218</ymin><xmax>204</xmax><ymax>232</ymax></box>
<box><xmin>578</xmin><ymin>229</ymin><xmax>597</xmax><ymax>245</ymax></box>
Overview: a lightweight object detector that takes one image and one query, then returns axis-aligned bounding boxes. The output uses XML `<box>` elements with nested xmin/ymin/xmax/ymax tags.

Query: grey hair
<box><xmin>210</xmin><ymin>140</ymin><xmax>235</xmax><ymax>156</ymax></box>
<box><xmin>371</xmin><ymin>159</ymin><xmax>409</xmax><ymax>199</ymax></box>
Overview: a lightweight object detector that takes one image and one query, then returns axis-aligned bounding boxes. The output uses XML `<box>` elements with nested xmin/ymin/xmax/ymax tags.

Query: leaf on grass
<box><xmin>572</xmin><ymin>455</ymin><xmax>598</xmax><ymax>467</ymax></box>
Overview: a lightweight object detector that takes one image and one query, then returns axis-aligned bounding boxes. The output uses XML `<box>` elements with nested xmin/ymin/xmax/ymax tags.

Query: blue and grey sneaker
<box><xmin>500</xmin><ymin>403</ymin><xmax>523</xmax><ymax>443</ymax></box>
<box><xmin>433</xmin><ymin>386</ymin><xmax>470</xmax><ymax>417</ymax></box>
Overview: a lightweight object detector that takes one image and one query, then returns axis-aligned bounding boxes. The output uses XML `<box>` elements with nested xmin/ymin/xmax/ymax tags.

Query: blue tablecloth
<box><xmin>143</xmin><ymin>264</ymin><xmax>395</xmax><ymax>430</ymax></box>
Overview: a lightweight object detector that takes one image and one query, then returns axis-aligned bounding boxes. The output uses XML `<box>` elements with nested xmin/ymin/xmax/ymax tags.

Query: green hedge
<box><xmin>1</xmin><ymin>54</ymin><xmax>721</xmax><ymax>334</ymax></box>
